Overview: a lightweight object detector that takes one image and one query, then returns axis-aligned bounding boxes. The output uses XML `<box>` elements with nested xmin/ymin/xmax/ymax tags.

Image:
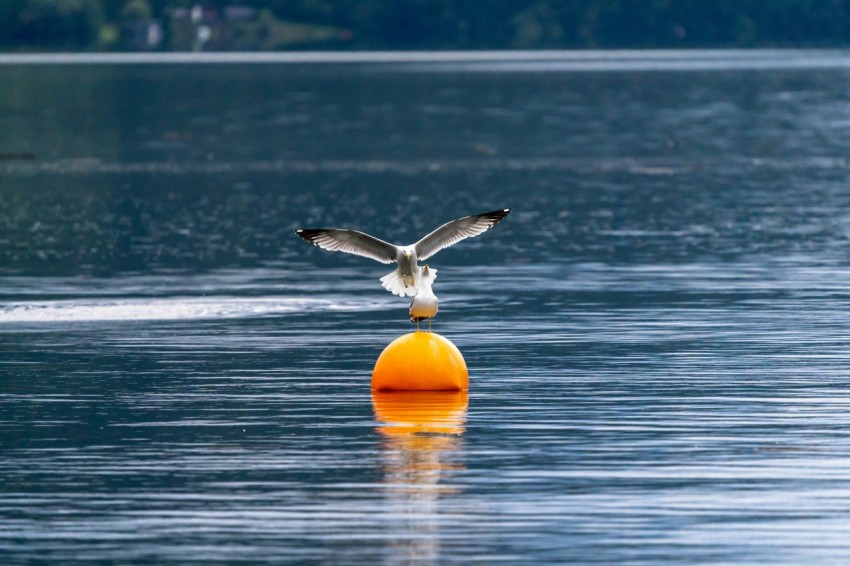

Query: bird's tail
<box><xmin>380</xmin><ymin>269</ymin><xmax>417</xmax><ymax>297</ymax></box>
<box><xmin>380</xmin><ymin>267</ymin><xmax>437</xmax><ymax>297</ymax></box>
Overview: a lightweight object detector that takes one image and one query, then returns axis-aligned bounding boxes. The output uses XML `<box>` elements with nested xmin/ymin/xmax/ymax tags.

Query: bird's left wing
<box><xmin>295</xmin><ymin>229</ymin><xmax>397</xmax><ymax>264</ymax></box>
<box><xmin>414</xmin><ymin>209</ymin><xmax>510</xmax><ymax>261</ymax></box>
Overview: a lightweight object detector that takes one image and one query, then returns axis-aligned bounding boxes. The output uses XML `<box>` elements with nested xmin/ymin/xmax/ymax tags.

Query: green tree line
<box><xmin>2</xmin><ymin>0</ymin><xmax>850</xmax><ymax>51</ymax></box>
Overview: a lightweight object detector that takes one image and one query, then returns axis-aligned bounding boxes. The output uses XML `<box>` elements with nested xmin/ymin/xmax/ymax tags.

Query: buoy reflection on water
<box><xmin>372</xmin><ymin>388</ymin><xmax>468</xmax><ymax>562</ymax></box>
<box><xmin>373</xmin><ymin>390</ymin><xmax>468</xmax><ymax>494</ymax></box>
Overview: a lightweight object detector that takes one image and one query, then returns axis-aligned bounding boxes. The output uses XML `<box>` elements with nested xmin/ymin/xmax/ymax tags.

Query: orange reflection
<box><xmin>373</xmin><ymin>390</ymin><xmax>468</xmax><ymax>562</ymax></box>
<box><xmin>373</xmin><ymin>390</ymin><xmax>468</xmax><ymax>435</ymax></box>
<box><xmin>373</xmin><ymin>390</ymin><xmax>468</xmax><ymax>491</ymax></box>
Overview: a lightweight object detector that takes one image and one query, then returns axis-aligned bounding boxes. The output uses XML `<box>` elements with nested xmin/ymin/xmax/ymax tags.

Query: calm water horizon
<box><xmin>3</xmin><ymin>50</ymin><xmax>850</xmax><ymax>564</ymax></box>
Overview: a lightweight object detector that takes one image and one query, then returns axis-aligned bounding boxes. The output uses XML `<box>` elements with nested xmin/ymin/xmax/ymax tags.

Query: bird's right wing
<box><xmin>295</xmin><ymin>229</ymin><xmax>397</xmax><ymax>264</ymax></box>
<box><xmin>414</xmin><ymin>209</ymin><xmax>511</xmax><ymax>260</ymax></box>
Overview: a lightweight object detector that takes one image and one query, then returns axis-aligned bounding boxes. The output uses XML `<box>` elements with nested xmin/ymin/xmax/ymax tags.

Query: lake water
<box><xmin>3</xmin><ymin>50</ymin><xmax>850</xmax><ymax>564</ymax></box>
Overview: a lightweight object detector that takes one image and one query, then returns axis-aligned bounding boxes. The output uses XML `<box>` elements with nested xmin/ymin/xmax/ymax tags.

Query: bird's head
<box><xmin>403</xmin><ymin>250</ymin><xmax>412</xmax><ymax>260</ymax></box>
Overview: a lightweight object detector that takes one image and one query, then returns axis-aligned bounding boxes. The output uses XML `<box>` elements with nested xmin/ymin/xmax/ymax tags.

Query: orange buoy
<box><xmin>371</xmin><ymin>331</ymin><xmax>468</xmax><ymax>391</ymax></box>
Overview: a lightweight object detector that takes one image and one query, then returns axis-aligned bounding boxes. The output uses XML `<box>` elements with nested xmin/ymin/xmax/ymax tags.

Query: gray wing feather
<box><xmin>295</xmin><ymin>229</ymin><xmax>397</xmax><ymax>264</ymax></box>
<box><xmin>415</xmin><ymin>209</ymin><xmax>511</xmax><ymax>261</ymax></box>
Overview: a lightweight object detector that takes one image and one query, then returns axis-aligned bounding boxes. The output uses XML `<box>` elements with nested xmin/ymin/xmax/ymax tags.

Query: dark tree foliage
<box><xmin>2</xmin><ymin>0</ymin><xmax>850</xmax><ymax>51</ymax></box>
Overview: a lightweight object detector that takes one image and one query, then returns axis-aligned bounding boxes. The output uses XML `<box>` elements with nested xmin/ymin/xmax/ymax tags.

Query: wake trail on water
<box><xmin>0</xmin><ymin>296</ymin><xmax>393</xmax><ymax>324</ymax></box>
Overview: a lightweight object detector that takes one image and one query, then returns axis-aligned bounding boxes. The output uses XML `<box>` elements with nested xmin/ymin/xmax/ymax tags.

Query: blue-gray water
<box><xmin>3</xmin><ymin>51</ymin><xmax>850</xmax><ymax>564</ymax></box>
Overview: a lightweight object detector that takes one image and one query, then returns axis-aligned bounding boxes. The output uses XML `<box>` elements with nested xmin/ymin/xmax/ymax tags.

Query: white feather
<box><xmin>380</xmin><ymin>269</ymin><xmax>417</xmax><ymax>297</ymax></box>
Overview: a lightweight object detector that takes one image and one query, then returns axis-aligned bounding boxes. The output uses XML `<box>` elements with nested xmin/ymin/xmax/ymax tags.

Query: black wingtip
<box><xmin>294</xmin><ymin>228</ymin><xmax>324</xmax><ymax>244</ymax></box>
<box><xmin>479</xmin><ymin>208</ymin><xmax>511</xmax><ymax>223</ymax></box>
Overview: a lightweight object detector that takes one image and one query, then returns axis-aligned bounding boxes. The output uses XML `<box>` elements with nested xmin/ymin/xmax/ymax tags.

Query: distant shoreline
<box><xmin>2</xmin><ymin>49</ymin><xmax>850</xmax><ymax>71</ymax></box>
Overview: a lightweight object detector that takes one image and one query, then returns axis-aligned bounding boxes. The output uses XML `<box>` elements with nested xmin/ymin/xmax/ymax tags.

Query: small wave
<box><xmin>0</xmin><ymin>296</ymin><xmax>388</xmax><ymax>324</ymax></box>
<box><xmin>1</xmin><ymin>49</ymin><xmax>849</xmax><ymax>71</ymax></box>
<box><xmin>3</xmin><ymin>155</ymin><xmax>847</xmax><ymax>177</ymax></box>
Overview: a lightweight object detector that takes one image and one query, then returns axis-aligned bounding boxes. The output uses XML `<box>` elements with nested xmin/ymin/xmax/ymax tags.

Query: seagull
<box><xmin>409</xmin><ymin>265</ymin><xmax>438</xmax><ymax>331</ymax></box>
<box><xmin>294</xmin><ymin>209</ymin><xmax>510</xmax><ymax>297</ymax></box>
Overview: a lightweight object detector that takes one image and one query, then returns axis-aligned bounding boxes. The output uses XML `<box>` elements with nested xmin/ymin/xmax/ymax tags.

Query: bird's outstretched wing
<box><xmin>295</xmin><ymin>229</ymin><xmax>397</xmax><ymax>264</ymax></box>
<box><xmin>414</xmin><ymin>209</ymin><xmax>511</xmax><ymax>261</ymax></box>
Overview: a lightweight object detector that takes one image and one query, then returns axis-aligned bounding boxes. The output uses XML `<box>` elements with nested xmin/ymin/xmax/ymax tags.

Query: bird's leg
<box><xmin>427</xmin><ymin>319</ymin><xmax>432</xmax><ymax>332</ymax></box>
<box><xmin>416</xmin><ymin>319</ymin><xmax>420</xmax><ymax>332</ymax></box>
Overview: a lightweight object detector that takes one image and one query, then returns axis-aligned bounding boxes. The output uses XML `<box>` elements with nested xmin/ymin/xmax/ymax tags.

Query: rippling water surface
<box><xmin>3</xmin><ymin>51</ymin><xmax>850</xmax><ymax>564</ymax></box>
